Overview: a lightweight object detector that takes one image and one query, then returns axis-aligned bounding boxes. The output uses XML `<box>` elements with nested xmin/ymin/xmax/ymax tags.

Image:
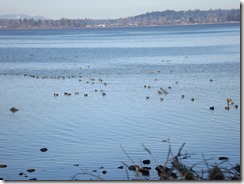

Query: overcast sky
<box><xmin>0</xmin><ymin>0</ymin><xmax>240</xmax><ymax>19</ymax></box>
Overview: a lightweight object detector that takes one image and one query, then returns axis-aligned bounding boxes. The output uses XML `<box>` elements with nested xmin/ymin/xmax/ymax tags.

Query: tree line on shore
<box><xmin>0</xmin><ymin>9</ymin><xmax>240</xmax><ymax>29</ymax></box>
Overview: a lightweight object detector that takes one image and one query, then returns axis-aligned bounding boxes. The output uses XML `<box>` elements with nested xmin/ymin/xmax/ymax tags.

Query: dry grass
<box><xmin>120</xmin><ymin>139</ymin><xmax>240</xmax><ymax>181</ymax></box>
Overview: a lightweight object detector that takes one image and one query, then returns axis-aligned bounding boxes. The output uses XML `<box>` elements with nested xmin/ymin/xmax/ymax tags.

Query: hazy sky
<box><xmin>0</xmin><ymin>0</ymin><xmax>240</xmax><ymax>19</ymax></box>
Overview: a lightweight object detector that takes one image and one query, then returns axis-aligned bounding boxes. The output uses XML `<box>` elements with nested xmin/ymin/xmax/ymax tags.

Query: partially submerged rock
<box><xmin>27</xmin><ymin>169</ymin><xmax>35</xmax><ymax>173</ymax></box>
<box><xmin>219</xmin><ymin>156</ymin><xmax>229</xmax><ymax>160</ymax></box>
<box><xmin>142</xmin><ymin>159</ymin><xmax>151</xmax><ymax>165</ymax></box>
<box><xmin>117</xmin><ymin>166</ymin><xmax>123</xmax><ymax>169</ymax></box>
<box><xmin>40</xmin><ymin>148</ymin><xmax>48</xmax><ymax>152</ymax></box>
<box><xmin>0</xmin><ymin>164</ymin><xmax>7</xmax><ymax>168</ymax></box>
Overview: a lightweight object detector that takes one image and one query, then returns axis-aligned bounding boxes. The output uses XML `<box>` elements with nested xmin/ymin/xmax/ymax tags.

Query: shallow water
<box><xmin>0</xmin><ymin>23</ymin><xmax>240</xmax><ymax>180</ymax></box>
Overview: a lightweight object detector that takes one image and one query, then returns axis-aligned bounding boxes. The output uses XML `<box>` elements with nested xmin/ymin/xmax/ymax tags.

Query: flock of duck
<box><xmin>5</xmin><ymin>68</ymin><xmax>239</xmax><ymax>113</ymax></box>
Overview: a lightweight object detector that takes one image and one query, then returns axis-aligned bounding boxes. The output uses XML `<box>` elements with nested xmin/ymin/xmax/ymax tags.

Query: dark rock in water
<box><xmin>0</xmin><ymin>178</ymin><xmax>3</xmax><ymax>180</ymax></box>
<box><xmin>210</xmin><ymin>79</ymin><xmax>213</xmax><ymax>82</ymax></box>
<box><xmin>0</xmin><ymin>164</ymin><xmax>7</xmax><ymax>168</ymax></box>
<box><xmin>102</xmin><ymin>170</ymin><xmax>107</xmax><ymax>174</ymax></box>
<box><xmin>73</xmin><ymin>164</ymin><xmax>79</xmax><ymax>166</ymax></box>
<box><xmin>29</xmin><ymin>178</ymin><xmax>37</xmax><ymax>180</ymax></box>
<box><xmin>27</xmin><ymin>169</ymin><xmax>35</xmax><ymax>173</ymax></box>
<box><xmin>128</xmin><ymin>165</ymin><xmax>139</xmax><ymax>171</ymax></box>
<box><xmin>40</xmin><ymin>148</ymin><xmax>48</xmax><ymax>152</ymax></box>
<box><xmin>117</xmin><ymin>166</ymin><xmax>123</xmax><ymax>169</ymax></box>
<box><xmin>10</xmin><ymin>107</ymin><xmax>18</xmax><ymax>113</ymax></box>
<box><xmin>234</xmin><ymin>105</ymin><xmax>238</xmax><ymax>109</ymax></box>
<box><xmin>142</xmin><ymin>159</ymin><xmax>151</xmax><ymax>165</ymax></box>
<box><xmin>139</xmin><ymin>168</ymin><xmax>150</xmax><ymax>176</ymax></box>
<box><xmin>19</xmin><ymin>172</ymin><xmax>24</xmax><ymax>176</ymax></box>
<box><xmin>155</xmin><ymin>165</ymin><xmax>177</xmax><ymax>179</ymax></box>
<box><xmin>142</xmin><ymin>166</ymin><xmax>151</xmax><ymax>170</ymax></box>
<box><xmin>209</xmin><ymin>106</ymin><xmax>214</xmax><ymax>110</ymax></box>
<box><xmin>92</xmin><ymin>170</ymin><xmax>97</xmax><ymax>172</ymax></box>
<box><xmin>219</xmin><ymin>156</ymin><xmax>229</xmax><ymax>160</ymax></box>
<box><xmin>191</xmin><ymin>98</ymin><xmax>195</xmax><ymax>101</ymax></box>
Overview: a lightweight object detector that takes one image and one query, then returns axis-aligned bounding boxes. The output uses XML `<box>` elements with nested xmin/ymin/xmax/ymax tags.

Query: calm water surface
<box><xmin>0</xmin><ymin>23</ymin><xmax>240</xmax><ymax>180</ymax></box>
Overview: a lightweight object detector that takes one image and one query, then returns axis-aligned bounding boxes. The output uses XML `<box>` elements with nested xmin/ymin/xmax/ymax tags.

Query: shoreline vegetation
<box><xmin>0</xmin><ymin>9</ymin><xmax>240</xmax><ymax>30</ymax></box>
<box><xmin>71</xmin><ymin>141</ymin><xmax>240</xmax><ymax>181</ymax></box>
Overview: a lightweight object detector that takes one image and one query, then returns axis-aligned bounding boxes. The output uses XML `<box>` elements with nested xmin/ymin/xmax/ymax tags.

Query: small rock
<box><xmin>40</xmin><ymin>148</ymin><xmax>48</xmax><ymax>152</ymax></box>
<box><xmin>29</xmin><ymin>178</ymin><xmax>37</xmax><ymax>180</ymax></box>
<box><xmin>191</xmin><ymin>98</ymin><xmax>195</xmax><ymax>101</ymax></box>
<box><xmin>19</xmin><ymin>172</ymin><xmax>24</xmax><ymax>176</ymax></box>
<box><xmin>27</xmin><ymin>169</ymin><xmax>35</xmax><ymax>173</ymax></box>
<box><xmin>142</xmin><ymin>159</ymin><xmax>150</xmax><ymax>165</ymax></box>
<box><xmin>102</xmin><ymin>170</ymin><xmax>107</xmax><ymax>174</ymax></box>
<box><xmin>0</xmin><ymin>164</ymin><xmax>7</xmax><ymax>168</ymax></box>
<box><xmin>73</xmin><ymin>164</ymin><xmax>79</xmax><ymax>166</ymax></box>
<box><xmin>234</xmin><ymin>105</ymin><xmax>238</xmax><ymax>109</ymax></box>
<box><xmin>10</xmin><ymin>107</ymin><xmax>18</xmax><ymax>113</ymax></box>
<box><xmin>210</xmin><ymin>79</ymin><xmax>213</xmax><ymax>82</ymax></box>
<box><xmin>139</xmin><ymin>168</ymin><xmax>150</xmax><ymax>176</ymax></box>
<box><xmin>209</xmin><ymin>106</ymin><xmax>214</xmax><ymax>110</ymax></box>
<box><xmin>117</xmin><ymin>166</ymin><xmax>123</xmax><ymax>169</ymax></box>
<box><xmin>219</xmin><ymin>156</ymin><xmax>229</xmax><ymax>160</ymax></box>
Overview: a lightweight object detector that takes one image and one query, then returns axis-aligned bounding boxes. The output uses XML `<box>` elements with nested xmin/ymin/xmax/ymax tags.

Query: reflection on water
<box><xmin>0</xmin><ymin>23</ymin><xmax>240</xmax><ymax>180</ymax></box>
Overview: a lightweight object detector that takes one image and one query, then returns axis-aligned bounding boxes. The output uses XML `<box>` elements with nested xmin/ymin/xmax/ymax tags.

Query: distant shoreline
<box><xmin>0</xmin><ymin>21</ymin><xmax>240</xmax><ymax>30</ymax></box>
<box><xmin>0</xmin><ymin>9</ymin><xmax>240</xmax><ymax>30</ymax></box>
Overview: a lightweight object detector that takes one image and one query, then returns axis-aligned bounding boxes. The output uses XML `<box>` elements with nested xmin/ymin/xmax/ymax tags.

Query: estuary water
<box><xmin>0</xmin><ymin>23</ymin><xmax>240</xmax><ymax>180</ymax></box>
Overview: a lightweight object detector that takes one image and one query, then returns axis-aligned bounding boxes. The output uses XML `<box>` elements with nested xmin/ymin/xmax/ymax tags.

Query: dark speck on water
<box><xmin>27</xmin><ymin>169</ymin><xmax>35</xmax><ymax>173</ymax></box>
<box><xmin>40</xmin><ymin>148</ymin><xmax>48</xmax><ymax>152</ymax></box>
